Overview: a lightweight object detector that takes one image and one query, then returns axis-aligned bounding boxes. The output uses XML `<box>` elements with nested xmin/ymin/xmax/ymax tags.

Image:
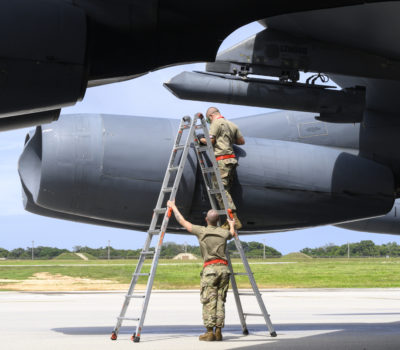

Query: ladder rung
<box><xmin>133</xmin><ymin>273</ymin><xmax>150</xmax><ymax>276</ymax></box>
<box><xmin>153</xmin><ymin>208</ymin><xmax>166</xmax><ymax>214</ymax></box>
<box><xmin>141</xmin><ymin>251</ymin><xmax>155</xmax><ymax>255</ymax></box>
<box><xmin>201</xmin><ymin>167</ymin><xmax>215</xmax><ymax>174</ymax></box>
<box><xmin>169</xmin><ymin>166</ymin><xmax>180</xmax><ymax>172</ymax></box>
<box><xmin>244</xmin><ymin>313</ymin><xmax>264</xmax><ymax>317</ymax></box>
<box><xmin>209</xmin><ymin>188</ymin><xmax>221</xmax><ymax>194</ymax></box>
<box><xmin>215</xmin><ymin>210</ymin><xmax>227</xmax><ymax>215</ymax></box>
<box><xmin>174</xmin><ymin>145</ymin><xmax>185</xmax><ymax>151</ymax></box>
<box><xmin>125</xmin><ymin>294</ymin><xmax>146</xmax><ymax>299</ymax></box>
<box><xmin>163</xmin><ymin>187</ymin><xmax>173</xmax><ymax>193</ymax></box>
<box><xmin>238</xmin><ymin>292</ymin><xmax>257</xmax><ymax>296</ymax></box>
<box><xmin>147</xmin><ymin>230</ymin><xmax>160</xmax><ymax>236</ymax></box>
<box><xmin>195</xmin><ymin>125</ymin><xmax>203</xmax><ymax>130</ymax></box>
<box><xmin>198</xmin><ymin>146</ymin><xmax>208</xmax><ymax>152</ymax></box>
<box><xmin>118</xmin><ymin>317</ymin><xmax>140</xmax><ymax>321</ymax></box>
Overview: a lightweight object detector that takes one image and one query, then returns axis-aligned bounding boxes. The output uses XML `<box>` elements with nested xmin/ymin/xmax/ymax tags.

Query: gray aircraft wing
<box><xmin>12</xmin><ymin>1</ymin><xmax>400</xmax><ymax>237</ymax></box>
<box><xmin>0</xmin><ymin>0</ymin><xmax>385</xmax><ymax>131</ymax></box>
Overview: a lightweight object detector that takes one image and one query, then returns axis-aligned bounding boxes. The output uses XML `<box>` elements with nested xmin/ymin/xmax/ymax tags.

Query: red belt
<box><xmin>203</xmin><ymin>259</ymin><xmax>228</xmax><ymax>267</ymax></box>
<box><xmin>216</xmin><ymin>154</ymin><xmax>236</xmax><ymax>161</ymax></box>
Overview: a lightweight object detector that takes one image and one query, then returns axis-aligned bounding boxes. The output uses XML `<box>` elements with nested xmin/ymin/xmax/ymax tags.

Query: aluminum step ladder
<box><xmin>110</xmin><ymin>113</ymin><xmax>276</xmax><ymax>342</ymax></box>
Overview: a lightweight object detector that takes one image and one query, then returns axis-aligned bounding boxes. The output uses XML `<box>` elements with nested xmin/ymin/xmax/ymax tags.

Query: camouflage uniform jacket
<box><xmin>209</xmin><ymin>116</ymin><xmax>244</xmax><ymax>160</ymax></box>
<box><xmin>191</xmin><ymin>224</ymin><xmax>231</xmax><ymax>262</ymax></box>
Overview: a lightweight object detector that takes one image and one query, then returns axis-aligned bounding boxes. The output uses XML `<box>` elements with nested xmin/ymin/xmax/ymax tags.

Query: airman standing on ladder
<box><xmin>198</xmin><ymin>107</ymin><xmax>245</xmax><ymax>229</ymax></box>
<box><xmin>167</xmin><ymin>199</ymin><xmax>235</xmax><ymax>341</ymax></box>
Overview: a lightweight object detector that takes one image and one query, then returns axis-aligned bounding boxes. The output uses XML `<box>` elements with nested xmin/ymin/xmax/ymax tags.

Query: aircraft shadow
<box><xmin>53</xmin><ymin>320</ymin><xmax>400</xmax><ymax>348</ymax></box>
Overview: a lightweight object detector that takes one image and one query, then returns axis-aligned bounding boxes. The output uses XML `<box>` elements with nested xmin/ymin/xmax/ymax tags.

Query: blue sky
<box><xmin>1</xmin><ymin>22</ymin><xmax>400</xmax><ymax>254</ymax></box>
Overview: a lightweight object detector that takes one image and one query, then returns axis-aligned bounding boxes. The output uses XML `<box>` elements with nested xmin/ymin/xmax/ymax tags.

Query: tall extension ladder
<box><xmin>110</xmin><ymin>113</ymin><xmax>276</xmax><ymax>342</ymax></box>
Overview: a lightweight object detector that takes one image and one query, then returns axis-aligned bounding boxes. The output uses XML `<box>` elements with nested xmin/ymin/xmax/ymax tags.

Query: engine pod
<box><xmin>19</xmin><ymin>114</ymin><xmax>197</xmax><ymax>227</ymax></box>
<box><xmin>230</xmin><ymin>137</ymin><xmax>394</xmax><ymax>231</ymax></box>
<box><xmin>19</xmin><ymin>114</ymin><xmax>395</xmax><ymax>233</ymax></box>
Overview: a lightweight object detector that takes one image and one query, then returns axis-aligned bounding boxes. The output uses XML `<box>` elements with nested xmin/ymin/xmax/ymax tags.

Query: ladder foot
<box><xmin>131</xmin><ymin>333</ymin><xmax>141</xmax><ymax>342</ymax></box>
<box><xmin>270</xmin><ymin>331</ymin><xmax>277</xmax><ymax>337</ymax></box>
<box><xmin>242</xmin><ymin>328</ymin><xmax>249</xmax><ymax>336</ymax></box>
<box><xmin>110</xmin><ymin>331</ymin><xmax>117</xmax><ymax>340</ymax></box>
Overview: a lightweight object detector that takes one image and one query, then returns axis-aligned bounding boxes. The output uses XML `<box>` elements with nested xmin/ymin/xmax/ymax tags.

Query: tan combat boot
<box><xmin>199</xmin><ymin>327</ymin><xmax>215</xmax><ymax>341</ymax></box>
<box><xmin>215</xmin><ymin>327</ymin><xmax>223</xmax><ymax>341</ymax></box>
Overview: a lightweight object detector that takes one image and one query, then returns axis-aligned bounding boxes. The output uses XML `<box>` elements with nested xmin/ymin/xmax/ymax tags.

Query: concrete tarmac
<box><xmin>1</xmin><ymin>289</ymin><xmax>400</xmax><ymax>349</ymax></box>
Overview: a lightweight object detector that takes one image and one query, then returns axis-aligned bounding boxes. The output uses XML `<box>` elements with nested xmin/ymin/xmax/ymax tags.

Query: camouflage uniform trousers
<box><xmin>200</xmin><ymin>264</ymin><xmax>230</xmax><ymax>328</ymax></box>
<box><xmin>211</xmin><ymin>159</ymin><xmax>237</xmax><ymax>211</ymax></box>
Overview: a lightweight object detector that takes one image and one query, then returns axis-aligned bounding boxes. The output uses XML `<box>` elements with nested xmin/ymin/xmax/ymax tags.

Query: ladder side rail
<box><xmin>113</xmin><ymin>116</ymin><xmax>194</xmax><ymax>341</ymax></box>
<box><xmin>113</xmin><ymin>233</ymin><xmax>154</xmax><ymax>336</ymax></box>
<box><xmin>113</xmin><ymin>254</ymin><xmax>147</xmax><ymax>334</ymax></box>
<box><xmin>166</xmin><ymin>116</ymin><xmax>198</xmax><ymax>205</ymax></box>
<box><xmin>126</xmin><ymin>233</ymin><xmax>154</xmax><ymax>296</ymax></box>
<box><xmin>151</xmin><ymin>117</ymin><xmax>191</xmax><ymax>224</ymax></box>
<box><xmin>235</xmin><ymin>235</ymin><xmax>276</xmax><ymax>336</ymax></box>
<box><xmin>226</xmin><ymin>249</ymin><xmax>248</xmax><ymax>335</ymax></box>
<box><xmin>232</xmin><ymin>237</ymin><xmax>276</xmax><ymax>335</ymax></box>
<box><xmin>133</xmin><ymin>116</ymin><xmax>198</xmax><ymax>341</ymax></box>
<box><xmin>134</xmin><ymin>219</ymin><xmax>168</xmax><ymax>341</ymax></box>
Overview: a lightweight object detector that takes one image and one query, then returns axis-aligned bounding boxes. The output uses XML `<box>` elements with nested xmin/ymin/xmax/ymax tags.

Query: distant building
<box><xmin>173</xmin><ymin>253</ymin><xmax>198</xmax><ymax>260</ymax></box>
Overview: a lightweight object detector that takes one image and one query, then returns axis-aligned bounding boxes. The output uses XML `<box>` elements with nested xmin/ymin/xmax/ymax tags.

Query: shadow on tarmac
<box><xmin>53</xmin><ymin>321</ymin><xmax>400</xmax><ymax>335</ymax></box>
<box><xmin>53</xmin><ymin>321</ymin><xmax>400</xmax><ymax>349</ymax></box>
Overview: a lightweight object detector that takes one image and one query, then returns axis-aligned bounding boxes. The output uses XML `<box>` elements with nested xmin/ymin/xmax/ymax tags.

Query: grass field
<box><xmin>1</xmin><ymin>257</ymin><xmax>400</xmax><ymax>290</ymax></box>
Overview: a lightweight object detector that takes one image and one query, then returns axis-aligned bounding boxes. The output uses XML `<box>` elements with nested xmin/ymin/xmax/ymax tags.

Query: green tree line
<box><xmin>301</xmin><ymin>240</ymin><xmax>400</xmax><ymax>257</ymax></box>
<box><xmin>227</xmin><ymin>241</ymin><xmax>281</xmax><ymax>258</ymax></box>
<box><xmin>74</xmin><ymin>241</ymin><xmax>281</xmax><ymax>259</ymax></box>
<box><xmin>0</xmin><ymin>241</ymin><xmax>281</xmax><ymax>259</ymax></box>
<box><xmin>0</xmin><ymin>246</ymin><xmax>68</xmax><ymax>259</ymax></box>
<box><xmin>3</xmin><ymin>240</ymin><xmax>399</xmax><ymax>260</ymax></box>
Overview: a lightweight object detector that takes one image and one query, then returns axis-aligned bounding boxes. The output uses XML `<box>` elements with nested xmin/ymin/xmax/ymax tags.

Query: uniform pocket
<box><xmin>200</xmin><ymin>279</ymin><xmax>212</xmax><ymax>304</ymax></box>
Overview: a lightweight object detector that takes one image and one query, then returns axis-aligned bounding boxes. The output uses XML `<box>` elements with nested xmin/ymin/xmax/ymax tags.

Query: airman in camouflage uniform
<box><xmin>200</xmin><ymin>263</ymin><xmax>230</xmax><ymax>330</ymax></box>
<box><xmin>167</xmin><ymin>200</ymin><xmax>235</xmax><ymax>341</ymax></box>
<box><xmin>199</xmin><ymin>107</ymin><xmax>245</xmax><ymax>229</ymax></box>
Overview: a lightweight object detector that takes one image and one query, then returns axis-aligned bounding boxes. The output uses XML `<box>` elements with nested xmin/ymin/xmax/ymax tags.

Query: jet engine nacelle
<box><xmin>0</xmin><ymin>1</ymin><xmax>87</xmax><ymax>118</ymax></box>
<box><xmin>19</xmin><ymin>114</ymin><xmax>395</xmax><ymax>234</ymax></box>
